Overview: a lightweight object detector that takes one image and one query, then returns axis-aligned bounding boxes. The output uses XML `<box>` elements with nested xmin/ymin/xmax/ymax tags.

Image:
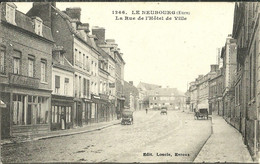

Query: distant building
<box><xmin>147</xmin><ymin>87</ymin><xmax>185</xmax><ymax>110</ymax></box>
<box><xmin>208</xmin><ymin>67</ymin><xmax>223</xmax><ymax>115</ymax></box>
<box><xmin>123</xmin><ymin>81</ymin><xmax>139</xmax><ymax>110</ymax></box>
<box><xmin>196</xmin><ymin>65</ymin><xmax>218</xmax><ymax>114</ymax></box>
<box><xmin>221</xmin><ymin>36</ymin><xmax>237</xmax><ymax>120</ymax></box>
<box><xmin>188</xmin><ymin>81</ymin><xmax>198</xmax><ymax>112</ymax></box>
<box><xmin>137</xmin><ymin>82</ymin><xmax>161</xmax><ymax>109</ymax></box>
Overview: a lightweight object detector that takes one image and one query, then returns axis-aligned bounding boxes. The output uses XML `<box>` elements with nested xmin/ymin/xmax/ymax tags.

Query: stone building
<box><xmin>230</xmin><ymin>2</ymin><xmax>260</xmax><ymax>160</ymax></box>
<box><xmin>0</xmin><ymin>2</ymin><xmax>54</xmax><ymax>138</ymax></box>
<box><xmin>27</xmin><ymin>2</ymin><xmax>121</xmax><ymax>127</ymax></box>
<box><xmin>51</xmin><ymin>46</ymin><xmax>74</xmax><ymax>131</ymax></box>
<box><xmin>188</xmin><ymin>81</ymin><xmax>198</xmax><ymax>112</ymax></box>
<box><xmin>137</xmin><ymin>82</ymin><xmax>161</xmax><ymax>109</ymax></box>
<box><xmin>123</xmin><ymin>81</ymin><xmax>139</xmax><ymax>110</ymax></box>
<box><xmin>208</xmin><ymin>67</ymin><xmax>223</xmax><ymax>115</ymax></box>
<box><xmin>221</xmin><ymin>36</ymin><xmax>237</xmax><ymax>121</ymax></box>
<box><xmin>92</xmin><ymin>28</ymin><xmax>125</xmax><ymax>119</ymax></box>
<box><xmin>147</xmin><ymin>87</ymin><xmax>185</xmax><ymax>110</ymax></box>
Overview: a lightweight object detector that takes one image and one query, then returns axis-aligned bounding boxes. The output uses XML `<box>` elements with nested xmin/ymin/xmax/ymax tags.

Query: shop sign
<box><xmin>9</xmin><ymin>74</ymin><xmax>39</xmax><ymax>89</ymax></box>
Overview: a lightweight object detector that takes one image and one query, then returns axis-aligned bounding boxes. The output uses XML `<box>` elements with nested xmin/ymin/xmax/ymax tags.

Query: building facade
<box><xmin>147</xmin><ymin>87</ymin><xmax>185</xmax><ymax>110</ymax></box>
<box><xmin>231</xmin><ymin>2</ymin><xmax>260</xmax><ymax>160</ymax></box>
<box><xmin>1</xmin><ymin>2</ymin><xmax>54</xmax><ymax>138</ymax></box>
<box><xmin>208</xmin><ymin>67</ymin><xmax>223</xmax><ymax>115</ymax></box>
<box><xmin>123</xmin><ymin>81</ymin><xmax>139</xmax><ymax>110</ymax></box>
<box><xmin>51</xmin><ymin>46</ymin><xmax>74</xmax><ymax>131</ymax></box>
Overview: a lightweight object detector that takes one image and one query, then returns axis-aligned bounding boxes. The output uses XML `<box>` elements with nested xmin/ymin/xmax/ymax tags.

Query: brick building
<box><xmin>230</xmin><ymin>2</ymin><xmax>260</xmax><ymax>160</ymax></box>
<box><xmin>0</xmin><ymin>2</ymin><xmax>54</xmax><ymax>138</ymax></box>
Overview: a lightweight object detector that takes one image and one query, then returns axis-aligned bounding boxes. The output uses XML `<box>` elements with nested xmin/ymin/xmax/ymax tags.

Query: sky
<box><xmin>15</xmin><ymin>2</ymin><xmax>235</xmax><ymax>92</ymax></box>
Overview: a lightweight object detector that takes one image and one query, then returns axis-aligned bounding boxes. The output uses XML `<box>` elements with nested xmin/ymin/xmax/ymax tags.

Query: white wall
<box><xmin>52</xmin><ymin>67</ymin><xmax>74</xmax><ymax>97</ymax></box>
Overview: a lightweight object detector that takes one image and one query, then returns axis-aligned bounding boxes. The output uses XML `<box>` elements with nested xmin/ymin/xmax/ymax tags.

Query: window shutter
<box><xmin>55</xmin><ymin>76</ymin><xmax>60</xmax><ymax>88</ymax></box>
<box><xmin>87</xmin><ymin>79</ymin><xmax>90</xmax><ymax>96</ymax></box>
<box><xmin>83</xmin><ymin>78</ymin><xmax>86</xmax><ymax>96</ymax></box>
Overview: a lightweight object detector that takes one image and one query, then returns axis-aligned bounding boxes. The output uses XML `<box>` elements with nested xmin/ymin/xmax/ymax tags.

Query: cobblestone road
<box><xmin>1</xmin><ymin>110</ymin><xmax>212</xmax><ymax>163</ymax></box>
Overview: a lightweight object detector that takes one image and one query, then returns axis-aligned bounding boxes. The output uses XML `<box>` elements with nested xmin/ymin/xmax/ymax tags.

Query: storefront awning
<box><xmin>0</xmin><ymin>100</ymin><xmax>6</xmax><ymax>108</ymax></box>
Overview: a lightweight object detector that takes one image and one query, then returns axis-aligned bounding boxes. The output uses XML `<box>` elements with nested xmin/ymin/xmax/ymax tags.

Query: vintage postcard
<box><xmin>0</xmin><ymin>1</ymin><xmax>259</xmax><ymax>163</ymax></box>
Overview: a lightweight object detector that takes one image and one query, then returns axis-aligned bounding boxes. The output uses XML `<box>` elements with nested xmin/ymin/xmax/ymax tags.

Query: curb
<box><xmin>1</xmin><ymin>122</ymin><xmax>120</xmax><ymax>146</ymax></box>
<box><xmin>193</xmin><ymin>116</ymin><xmax>213</xmax><ymax>162</ymax></box>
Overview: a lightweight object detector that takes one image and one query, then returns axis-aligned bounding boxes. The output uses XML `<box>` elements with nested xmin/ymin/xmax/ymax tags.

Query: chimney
<box><xmin>129</xmin><ymin>81</ymin><xmax>133</xmax><ymax>85</ymax></box>
<box><xmin>78</xmin><ymin>23</ymin><xmax>90</xmax><ymax>33</ymax></box>
<box><xmin>92</xmin><ymin>26</ymin><xmax>105</xmax><ymax>44</ymax></box>
<box><xmin>210</xmin><ymin>64</ymin><xmax>219</xmax><ymax>72</ymax></box>
<box><xmin>27</xmin><ymin>2</ymin><xmax>54</xmax><ymax>27</ymax></box>
<box><xmin>64</xmin><ymin>7</ymin><xmax>81</xmax><ymax>21</ymax></box>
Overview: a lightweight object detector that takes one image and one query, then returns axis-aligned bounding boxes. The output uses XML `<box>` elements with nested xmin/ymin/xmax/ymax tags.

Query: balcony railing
<box><xmin>9</xmin><ymin>73</ymin><xmax>40</xmax><ymax>89</ymax></box>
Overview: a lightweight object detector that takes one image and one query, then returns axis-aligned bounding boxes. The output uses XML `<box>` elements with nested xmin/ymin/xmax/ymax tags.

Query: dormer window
<box><xmin>5</xmin><ymin>2</ymin><xmax>17</xmax><ymax>25</ymax></box>
<box><xmin>32</xmin><ymin>17</ymin><xmax>43</xmax><ymax>36</ymax></box>
<box><xmin>59</xmin><ymin>53</ymin><xmax>64</xmax><ymax>65</ymax></box>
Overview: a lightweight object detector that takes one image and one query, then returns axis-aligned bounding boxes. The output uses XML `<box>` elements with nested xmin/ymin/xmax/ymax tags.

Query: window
<box><xmin>83</xmin><ymin>78</ymin><xmax>87</xmax><ymax>96</ymax></box>
<box><xmin>36</xmin><ymin>97</ymin><xmax>49</xmax><ymax>124</ymax></box>
<box><xmin>6</xmin><ymin>3</ymin><xmax>16</xmax><ymax>25</ymax></box>
<box><xmin>13</xmin><ymin>94</ymin><xmax>48</xmax><ymax>125</ymax></box>
<box><xmin>79</xmin><ymin>76</ymin><xmax>82</xmax><ymax>97</ymax></box>
<box><xmin>86</xmin><ymin>80</ymin><xmax>90</xmax><ymax>97</ymax></box>
<box><xmin>59</xmin><ymin>53</ymin><xmax>64</xmax><ymax>65</ymax></box>
<box><xmin>28</xmin><ymin>57</ymin><xmax>34</xmax><ymax>77</ymax></box>
<box><xmin>55</xmin><ymin>75</ymin><xmax>60</xmax><ymax>94</ymax></box>
<box><xmin>100</xmin><ymin>81</ymin><xmax>103</xmax><ymax>93</ymax></box>
<box><xmin>13</xmin><ymin>94</ymin><xmax>26</xmax><ymax>125</ymax></box>
<box><xmin>33</xmin><ymin>17</ymin><xmax>43</xmax><ymax>36</ymax></box>
<box><xmin>66</xmin><ymin>107</ymin><xmax>71</xmax><ymax>122</ymax></box>
<box><xmin>64</xmin><ymin>78</ymin><xmax>69</xmax><ymax>95</ymax></box>
<box><xmin>41</xmin><ymin>60</ymin><xmax>47</xmax><ymax>82</ymax></box>
<box><xmin>13</xmin><ymin>57</ymin><xmax>20</xmax><ymax>74</ymax></box>
<box><xmin>0</xmin><ymin>48</ymin><xmax>5</xmax><ymax>74</ymax></box>
<box><xmin>79</xmin><ymin>51</ymin><xmax>82</xmax><ymax>68</ymax></box>
<box><xmin>83</xmin><ymin>54</ymin><xmax>86</xmax><ymax>69</ymax></box>
<box><xmin>74</xmin><ymin>49</ymin><xmax>78</xmax><ymax>66</ymax></box>
<box><xmin>75</xmin><ymin>74</ymin><xmax>78</xmax><ymax>97</ymax></box>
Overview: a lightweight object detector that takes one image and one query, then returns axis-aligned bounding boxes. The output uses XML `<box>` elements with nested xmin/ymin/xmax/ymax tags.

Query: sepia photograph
<box><xmin>0</xmin><ymin>1</ymin><xmax>259</xmax><ymax>163</ymax></box>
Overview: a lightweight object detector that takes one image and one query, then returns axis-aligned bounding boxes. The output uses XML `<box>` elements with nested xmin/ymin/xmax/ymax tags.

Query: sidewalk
<box><xmin>1</xmin><ymin>119</ymin><xmax>120</xmax><ymax>146</ymax></box>
<box><xmin>194</xmin><ymin>114</ymin><xmax>254</xmax><ymax>163</ymax></box>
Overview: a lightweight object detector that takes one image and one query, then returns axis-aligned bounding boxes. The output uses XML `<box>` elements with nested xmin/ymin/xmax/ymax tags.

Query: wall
<box><xmin>52</xmin><ymin>67</ymin><xmax>74</xmax><ymax>97</ymax></box>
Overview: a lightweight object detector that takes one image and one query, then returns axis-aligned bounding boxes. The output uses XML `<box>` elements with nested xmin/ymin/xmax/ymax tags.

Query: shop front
<box><xmin>51</xmin><ymin>95</ymin><xmax>74</xmax><ymax>131</ymax></box>
<box><xmin>1</xmin><ymin>84</ymin><xmax>52</xmax><ymax>137</ymax></box>
<box><xmin>82</xmin><ymin>98</ymin><xmax>92</xmax><ymax>125</ymax></box>
<box><xmin>73</xmin><ymin>98</ymin><xmax>83</xmax><ymax>127</ymax></box>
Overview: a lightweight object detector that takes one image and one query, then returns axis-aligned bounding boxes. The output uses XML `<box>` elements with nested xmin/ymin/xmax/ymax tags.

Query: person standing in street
<box><xmin>145</xmin><ymin>108</ymin><xmax>148</xmax><ymax>114</ymax></box>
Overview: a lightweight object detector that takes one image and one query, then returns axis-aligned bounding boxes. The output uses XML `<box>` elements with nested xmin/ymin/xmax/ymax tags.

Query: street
<box><xmin>2</xmin><ymin>110</ymin><xmax>212</xmax><ymax>163</ymax></box>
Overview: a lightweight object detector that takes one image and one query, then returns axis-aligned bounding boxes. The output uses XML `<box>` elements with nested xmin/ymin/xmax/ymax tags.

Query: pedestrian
<box><xmin>145</xmin><ymin>108</ymin><xmax>148</xmax><ymax>114</ymax></box>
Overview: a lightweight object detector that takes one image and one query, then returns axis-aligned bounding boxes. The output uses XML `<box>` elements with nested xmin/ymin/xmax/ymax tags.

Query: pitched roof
<box><xmin>146</xmin><ymin>87</ymin><xmax>181</xmax><ymax>96</ymax></box>
<box><xmin>137</xmin><ymin>82</ymin><xmax>161</xmax><ymax>91</ymax></box>
<box><xmin>1</xmin><ymin>6</ymin><xmax>54</xmax><ymax>42</ymax></box>
<box><xmin>51</xmin><ymin>6</ymin><xmax>100</xmax><ymax>54</ymax></box>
